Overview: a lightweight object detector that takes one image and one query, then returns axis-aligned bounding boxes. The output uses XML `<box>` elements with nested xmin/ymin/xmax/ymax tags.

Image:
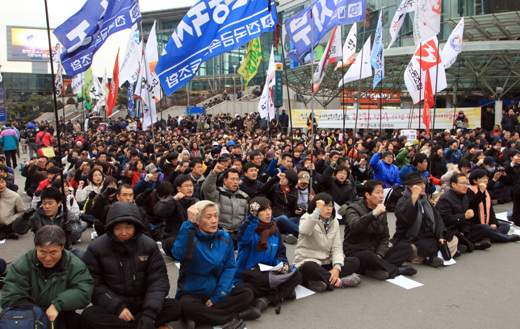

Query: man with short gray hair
<box><xmin>0</xmin><ymin>225</ymin><xmax>93</xmax><ymax>328</ymax></box>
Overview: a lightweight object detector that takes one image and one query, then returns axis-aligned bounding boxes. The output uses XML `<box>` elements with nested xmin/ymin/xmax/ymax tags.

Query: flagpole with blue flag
<box><xmin>44</xmin><ymin>0</ymin><xmax>69</xmax><ymax>249</ymax></box>
<box><xmin>370</xmin><ymin>9</ymin><xmax>385</xmax><ymax>135</ymax></box>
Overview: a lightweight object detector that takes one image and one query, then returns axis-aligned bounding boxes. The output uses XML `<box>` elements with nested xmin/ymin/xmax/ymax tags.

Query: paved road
<box><xmin>2</xmin><ymin>154</ymin><xmax>519</xmax><ymax>329</ymax></box>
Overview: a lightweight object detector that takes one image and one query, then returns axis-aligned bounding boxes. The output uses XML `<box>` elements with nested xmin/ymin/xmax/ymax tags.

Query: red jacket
<box><xmin>36</xmin><ymin>131</ymin><xmax>53</xmax><ymax>147</ymax></box>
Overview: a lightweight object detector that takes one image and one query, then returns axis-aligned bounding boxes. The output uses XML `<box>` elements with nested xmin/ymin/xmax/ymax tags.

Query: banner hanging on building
<box><xmin>156</xmin><ymin>0</ymin><xmax>278</xmax><ymax>96</ymax></box>
<box><xmin>290</xmin><ymin>107</ymin><xmax>481</xmax><ymax>130</ymax></box>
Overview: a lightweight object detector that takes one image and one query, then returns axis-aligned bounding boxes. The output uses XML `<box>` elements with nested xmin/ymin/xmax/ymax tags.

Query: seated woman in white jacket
<box><xmin>75</xmin><ymin>168</ymin><xmax>104</xmax><ymax>204</ymax></box>
<box><xmin>293</xmin><ymin>193</ymin><xmax>361</xmax><ymax>292</ymax></box>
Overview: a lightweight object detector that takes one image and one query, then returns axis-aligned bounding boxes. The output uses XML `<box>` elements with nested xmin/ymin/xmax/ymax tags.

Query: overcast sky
<box><xmin>0</xmin><ymin>0</ymin><xmax>197</xmax><ymax>78</ymax></box>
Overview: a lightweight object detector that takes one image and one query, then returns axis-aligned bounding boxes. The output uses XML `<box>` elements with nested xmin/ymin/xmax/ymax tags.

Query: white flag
<box><xmin>52</xmin><ymin>43</ymin><xmax>62</xmax><ymax>64</ymax></box>
<box><xmin>101</xmin><ymin>69</ymin><xmax>109</xmax><ymax>105</ymax></box>
<box><xmin>338</xmin><ymin>36</ymin><xmax>372</xmax><ymax>88</ymax></box>
<box><xmin>258</xmin><ymin>47</ymin><xmax>276</xmax><ymax>119</ymax></box>
<box><xmin>136</xmin><ymin>21</ymin><xmax>161</xmax><ymax>129</ymax></box>
<box><xmin>414</xmin><ymin>0</ymin><xmax>441</xmax><ymax>45</ymax></box>
<box><xmin>312</xmin><ymin>27</ymin><xmax>342</xmax><ymax>93</ymax></box>
<box><xmin>404</xmin><ymin>36</ymin><xmax>447</xmax><ymax>104</ymax></box>
<box><xmin>442</xmin><ymin>17</ymin><xmax>464</xmax><ymax>69</ymax></box>
<box><xmin>336</xmin><ymin>23</ymin><xmax>357</xmax><ymax>70</ymax></box>
<box><xmin>0</xmin><ymin>71</ymin><xmax>2</xmax><ymax>83</ymax></box>
<box><xmin>119</xmin><ymin>23</ymin><xmax>141</xmax><ymax>87</ymax></box>
<box><xmin>71</xmin><ymin>73</ymin><xmax>84</xmax><ymax>95</ymax></box>
<box><xmin>388</xmin><ymin>0</ymin><xmax>417</xmax><ymax>48</ymax></box>
<box><xmin>55</xmin><ymin>62</ymin><xmax>63</xmax><ymax>97</ymax></box>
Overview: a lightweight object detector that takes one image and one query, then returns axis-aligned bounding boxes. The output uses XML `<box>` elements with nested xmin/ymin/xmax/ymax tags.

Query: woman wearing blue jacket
<box><xmin>235</xmin><ymin>197</ymin><xmax>302</xmax><ymax>312</ymax></box>
<box><xmin>172</xmin><ymin>200</ymin><xmax>261</xmax><ymax>329</ymax></box>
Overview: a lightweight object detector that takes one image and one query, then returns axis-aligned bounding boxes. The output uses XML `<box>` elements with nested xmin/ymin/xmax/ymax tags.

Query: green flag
<box><xmin>81</xmin><ymin>67</ymin><xmax>94</xmax><ymax>107</ymax></box>
<box><xmin>238</xmin><ymin>38</ymin><xmax>262</xmax><ymax>90</ymax></box>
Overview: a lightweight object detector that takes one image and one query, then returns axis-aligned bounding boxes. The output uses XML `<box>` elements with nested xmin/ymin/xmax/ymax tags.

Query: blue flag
<box><xmin>285</xmin><ymin>0</ymin><xmax>366</xmax><ymax>63</ymax></box>
<box><xmin>370</xmin><ymin>10</ymin><xmax>384</xmax><ymax>89</ymax></box>
<box><xmin>127</xmin><ymin>83</ymin><xmax>134</xmax><ymax>116</ymax></box>
<box><xmin>54</xmin><ymin>0</ymin><xmax>142</xmax><ymax>77</ymax></box>
<box><xmin>156</xmin><ymin>0</ymin><xmax>278</xmax><ymax>96</ymax></box>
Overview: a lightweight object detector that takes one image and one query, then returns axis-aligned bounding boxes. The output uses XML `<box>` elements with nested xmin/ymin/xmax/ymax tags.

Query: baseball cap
<box><xmin>145</xmin><ymin>164</ymin><xmax>159</xmax><ymax>173</ymax></box>
<box><xmin>298</xmin><ymin>171</ymin><xmax>310</xmax><ymax>184</ymax></box>
<box><xmin>483</xmin><ymin>156</ymin><xmax>497</xmax><ymax>166</ymax></box>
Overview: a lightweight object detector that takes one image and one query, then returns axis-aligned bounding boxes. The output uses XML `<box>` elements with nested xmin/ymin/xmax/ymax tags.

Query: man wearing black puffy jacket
<box><xmin>81</xmin><ymin>202</ymin><xmax>181</xmax><ymax>329</ymax></box>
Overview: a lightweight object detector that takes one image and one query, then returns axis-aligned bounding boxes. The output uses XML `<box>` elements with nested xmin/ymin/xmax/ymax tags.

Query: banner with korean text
<box><xmin>156</xmin><ymin>0</ymin><xmax>278</xmax><ymax>96</ymax></box>
<box><xmin>290</xmin><ymin>107</ymin><xmax>481</xmax><ymax>130</ymax></box>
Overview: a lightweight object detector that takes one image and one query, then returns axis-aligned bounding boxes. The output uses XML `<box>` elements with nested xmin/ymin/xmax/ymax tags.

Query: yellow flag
<box><xmin>81</xmin><ymin>67</ymin><xmax>94</xmax><ymax>106</ymax></box>
<box><xmin>238</xmin><ymin>37</ymin><xmax>262</xmax><ymax>89</ymax></box>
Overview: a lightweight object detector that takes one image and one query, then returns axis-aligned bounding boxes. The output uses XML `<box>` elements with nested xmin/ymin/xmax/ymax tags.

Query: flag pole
<box><xmin>140</xmin><ymin>21</ymin><xmax>157</xmax><ymax>162</ymax></box>
<box><xmin>353</xmin><ymin>22</ymin><xmax>367</xmax><ymax>141</ymax></box>
<box><xmin>44</xmin><ymin>0</ymin><xmax>69</xmax><ymax>237</ymax></box>
<box><xmin>418</xmin><ymin>42</ymin><xmax>422</xmax><ymax>135</ymax></box>
<box><xmin>310</xmin><ymin>6</ymin><xmax>316</xmax><ymax>195</ymax></box>
<box><xmin>341</xmin><ymin>56</ymin><xmax>346</xmax><ymax>144</ymax></box>
<box><xmin>279</xmin><ymin>34</ymin><xmax>295</xmax><ymax>154</ymax></box>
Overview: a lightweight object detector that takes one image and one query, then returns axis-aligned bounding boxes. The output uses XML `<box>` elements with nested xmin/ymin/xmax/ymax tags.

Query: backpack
<box><xmin>26</xmin><ymin>128</ymin><xmax>37</xmax><ymax>143</ymax></box>
<box><xmin>383</xmin><ymin>185</ymin><xmax>404</xmax><ymax>212</ymax></box>
<box><xmin>0</xmin><ymin>296</ymin><xmax>49</xmax><ymax>329</ymax></box>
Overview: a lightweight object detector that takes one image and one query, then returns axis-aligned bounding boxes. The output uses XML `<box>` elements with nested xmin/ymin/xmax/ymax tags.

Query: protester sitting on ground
<box><xmin>369</xmin><ymin>143</ymin><xmax>401</xmax><ymax>188</ymax></box>
<box><xmin>155</xmin><ymin>175</ymin><xmax>198</xmax><ymax>258</ymax></box>
<box><xmin>344</xmin><ymin>180</ymin><xmax>416</xmax><ymax>280</ymax></box>
<box><xmin>201</xmin><ymin>164</ymin><xmax>249</xmax><ymax>247</ymax></box>
<box><xmin>133</xmin><ymin>164</ymin><xmax>163</xmax><ymax>197</ymax></box>
<box><xmin>267</xmin><ymin>151</ymin><xmax>293</xmax><ymax>177</ymax></box>
<box><xmin>172</xmin><ymin>201</ymin><xmax>261</xmax><ymax>329</ymax></box>
<box><xmin>466</xmin><ymin>169</ymin><xmax>520</xmax><ymax>243</ymax></box>
<box><xmin>444</xmin><ymin>139</ymin><xmax>463</xmax><ymax>167</ymax></box>
<box><xmin>436</xmin><ymin>173</ymin><xmax>494</xmax><ymax>253</ymax></box>
<box><xmin>13</xmin><ymin>187</ymin><xmax>83</xmax><ymax>257</ymax></box>
<box><xmin>293</xmin><ymin>193</ymin><xmax>361</xmax><ymax>292</ymax></box>
<box><xmin>234</xmin><ymin>197</ymin><xmax>302</xmax><ymax>313</ymax></box>
<box><xmin>0</xmin><ymin>226</ymin><xmax>94</xmax><ymax>329</ymax></box>
<box><xmin>322</xmin><ymin>164</ymin><xmax>358</xmax><ymax>208</ymax></box>
<box><xmin>441</xmin><ymin>158</ymin><xmax>472</xmax><ymax>191</ymax></box>
<box><xmin>81</xmin><ymin>202</ymin><xmax>182</xmax><ymax>329</ymax></box>
<box><xmin>392</xmin><ymin>172</ymin><xmax>459</xmax><ymax>268</ymax></box>
<box><xmin>0</xmin><ymin>175</ymin><xmax>25</xmax><ymax>240</ymax></box>
<box><xmin>260</xmin><ymin>170</ymin><xmax>301</xmax><ymax>244</ymax></box>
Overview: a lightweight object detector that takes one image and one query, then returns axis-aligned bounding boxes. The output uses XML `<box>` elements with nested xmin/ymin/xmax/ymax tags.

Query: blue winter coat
<box><xmin>399</xmin><ymin>165</ymin><xmax>434</xmax><ymax>193</ymax></box>
<box><xmin>172</xmin><ymin>221</ymin><xmax>236</xmax><ymax>304</ymax></box>
<box><xmin>234</xmin><ymin>215</ymin><xmax>288</xmax><ymax>285</ymax></box>
<box><xmin>133</xmin><ymin>177</ymin><xmax>163</xmax><ymax>196</ymax></box>
<box><xmin>267</xmin><ymin>158</ymin><xmax>289</xmax><ymax>177</ymax></box>
<box><xmin>443</xmin><ymin>147</ymin><xmax>462</xmax><ymax>164</ymax></box>
<box><xmin>0</xmin><ymin>128</ymin><xmax>19</xmax><ymax>151</ymax></box>
<box><xmin>369</xmin><ymin>152</ymin><xmax>402</xmax><ymax>188</ymax></box>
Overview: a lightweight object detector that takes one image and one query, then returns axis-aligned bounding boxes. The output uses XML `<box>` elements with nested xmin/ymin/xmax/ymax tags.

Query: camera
<box><xmin>496</xmin><ymin>166</ymin><xmax>505</xmax><ymax>173</ymax></box>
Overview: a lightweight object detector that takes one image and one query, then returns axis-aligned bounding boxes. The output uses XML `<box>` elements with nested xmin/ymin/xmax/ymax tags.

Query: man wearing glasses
<box><xmin>436</xmin><ymin>173</ymin><xmax>494</xmax><ymax>253</ymax></box>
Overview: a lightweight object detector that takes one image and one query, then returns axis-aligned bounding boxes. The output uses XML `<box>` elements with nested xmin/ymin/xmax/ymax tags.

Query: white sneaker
<box><xmin>91</xmin><ymin>232</ymin><xmax>98</xmax><ymax>240</ymax></box>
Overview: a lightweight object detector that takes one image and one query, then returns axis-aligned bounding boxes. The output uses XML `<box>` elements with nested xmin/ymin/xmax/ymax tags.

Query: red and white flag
<box><xmin>312</xmin><ymin>27</ymin><xmax>342</xmax><ymax>92</ymax></box>
<box><xmin>423</xmin><ymin>70</ymin><xmax>434</xmax><ymax>134</ymax></box>
<box><xmin>414</xmin><ymin>0</ymin><xmax>441</xmax><ymax>45</ymax></box>
<box><xmin>338</xmin><ymin>36</ymin><xmax>372</xmax><ymax>88</ymax></box>
<box><xmin>404</xmin><ymin>36</ymin><xmax>446</xmax><ymax>104</ymax></box>
<box><xmin>388</xmin><ymin>0</ymin><xmax>417</xmax><ymax>48</ymax></box>
<box><xmin>336</xmin><ymin>23</ymin><xmax>357</xmax><ymax>69</ymax></box>
<box><xmin>106</xmin><ymin>50</ymin><xmax>120</xmax><ymax>117</ymax></box>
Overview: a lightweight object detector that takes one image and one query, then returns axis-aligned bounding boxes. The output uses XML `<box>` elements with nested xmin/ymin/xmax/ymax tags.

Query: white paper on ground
<box><xmin>386</xmin><ymin>275</ymin><xmax>423</xmax><ymax>289</ymax></box>
<box><xmin>258</xmin><ymin>262</ymin><xmax>284</xmax><ymax>272</ymax></box>
<box><xmin>495</xmin><ymin>212</ymin><xmax>509</xmax><ymax>221</ymax></box>
<box><xmin>334</xmin><ymin>202</ymin><xmax>342</xmax><ymax>220</ymax></box>
<box><xmin>295</xmin><ymin>284</ymin><xmax>316</xmax><ymax>299</ymax></box>
<box><xmin>0</xmin><ymin>239</ymin><xmax>5</xmax><ymax>245</ymax></box>
<box><xmin>437</xmin><ymin>251</ymin><xmax>456</xmax><ymax>266</ymax></box>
